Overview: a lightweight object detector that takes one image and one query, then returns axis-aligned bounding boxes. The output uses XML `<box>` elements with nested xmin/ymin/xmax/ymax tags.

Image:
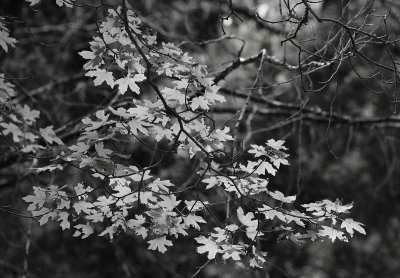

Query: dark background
<box><xmin>1</xmin><ymin>0</ymin><xmax>400</xmax><ymax>277</ymax></box>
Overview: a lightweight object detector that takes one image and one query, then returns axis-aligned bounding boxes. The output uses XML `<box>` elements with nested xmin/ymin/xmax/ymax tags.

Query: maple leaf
<box><xmin>239</xmin><ymin>161</ymin><xmax>259</xmax><ymax>173</ymax></box>
<box><xmin>74</xmin><ymin>183</ymin><xmax>92</xmax><ymax>196</ymax></box>
<box><xmin>0</xmin><ymin>29</ymin><xmax>17</xmax><ymax>52</ymax></box>
<box><xmin>254</xmin><ymin>160</ymin><xmax>277</xmax><ymax>176</ymax></box>
<box><xmin>99</xmin><ymin>225</ymin><xmax>120</xmax><ymax>240</ymax></box>
<box><xmin>18</xmin><ymin>105</ymin><xmax>40</xmax><ymax>125</ymax></box>
<box><xmin>148</xmin><ymin>178</ymin><xmax>174</xmax><ymax>193</ymax></box>
<box><xmin>160</xmin><ymin>42</ymin><xmax>182</xmax><ymax>56</ymax></box>
<box><xmin>126</xmin><ymin>215</ymin><xmax>148</xmax><ymax>239</ymax></box>
<box><xmin>159</xmin><ymin>195</ymin><xmax>181</xmax><ymax>210</ymax></box>
<box><xmin>261</xmin><ymin>205</ymin><xmax>287</xmax><ymax>222</ymax></box>
<box><xmin>130</xmin><ymin>170</ymin><xmax>152</xmax><ymax>182</ymax></box>
<box><xmin>224</xmin><ymin>225</ymin><xmax>238</xmax><ymax>233</ymax></box>
<box><xmin>38</xmin><ymin>211</ymin><xmax>58</xmax><ymax>226</ymax></box>
<box><xmin>172</xmin><ymin>79</ymin><xmax>189</xmax><ymax>89</ymax></box>
<box><xmin>86</xmin><ymin>69</ymin><xmax>115</xmax><ymax>88</ymax></box>
<box><xmin>302</xmin><ymin>201</ymin><xmax>325</xmax><ymax>215</ymax></box>
<box><xmin>148</xmin><ymin>236</ymin><xmax>173</xmax><ymax>253</ymax></box>
<box><xmin>221</xmin><ymin>245</ymin><xmax>243</xmax><ymax>261</ymax></box>
<box><xmin>73</xmin><ymin>201</ymin><xmax>94</xmax><ymax>215</ymax></box>
<box><xmin>82</xmin><ymin>112</ymin><xmax>113</xmax><ymax>131</ymax></box>
<box><xmin>40</xmin><ymin>126</ymin><xmax>64</xmax><ymax>145</ymax></box>
<box><xmin>0</xmin><ymin>122</ymin><xmax>24</xmax><ymax>142</ymax></box>
<box><xmin>108</xmin><ymin>107</ymin><xmax>133</xmax><ymax>118</ymax></box>
<box><xmin>73</xmin><ymin>224</ymin><xmax>94</xmax><ymax>239</ymax></box>
<box><xmin>143</xmin><ymin>34</ymin><xmax>156</xmax><ymax>45</ymax></box>
<box><xmin>249</xmin><ymin>245</ymin><xmax>268</xmax><ymax>268</ymax></box>
<box><xmin>204</xmin><ymin>86</ymin><xmax>224</xmax><ymax>104</ymax></box>
<box><xmin>195</xmin><ymin>236</ymin><xmax>221</xmax><ymax>259</ymax></box>
<box><xmin>341</xmin><ymin>218</ymin><xmax>366</xmax><ymax>236</ymax></box>
<box><xmin>184</xmin><ymin>200</ymin><xmax>207</xmax><ymax>212</ymax></box>
<box><xmin>184</xmin><ymin>214</ymin><xmax>206</xmax><ymax>230</ymax></box>
<box><xmin>318</xmin><ymin>226</ymin><xmax>347</xmax><ymax>242</ymax></box>
<box><xmin>57</xmin><ymin>199</ymin><xmax>71</xmax><ymax>210</ymax></box>
<box><xmin>128</xmin><ymin>119</ymin><xmax>150</xmax><ymax>135</ymax></box>
<box><xmin>152</xmin><ymin>125</ymin><xmax>174</xmax><ymax>141</ymax></box>
<box><xmin>22</xmin><ymin>187</ymin><xmax>47</xmax><ymax>211</ymax></box>
<box><xmin>270</xmin><ymin>157</ymin><xmax>289</xmax><ymax>168</ymax></box>
<box><xmin>97</xmin><ymin>110</ymin><xmax>111</xmax><ymax>120</ymax></box>
<box><xmin>25</xmin><ymin>132</ymin><xmax>39</xmax><ymax>142</ymax></box>
<box><xmin>266</xmin><ymin>139</ymin><xmax>288</xmax><ymax>150</ymax></box>
<box><xmin>0</xmin><ymin>78</ymin><xmax>15</xmax><ymax>104</ymax></box>
<box><xmin>127</xmin><ymin>106</ymin><xmax>149</xmax><ymax>117</ymax></box>
<box><xmin>113</xmin><ymin>183</ymin><xmax>131</xmax><ymax>199</ymax></box>
<box><xmin>237</xmin><ymin>207</ymin><xmax>259</xmax><ymax>239</ymax></box>
<box><xmin>33</xmin><ymin>164</ymin><xmax>63</xmax><ymax>173</ymax></box>
<box><xmin>56</xmin><ymin>0</ymin><xmax>75</xmax><ymax>7</ymax></box>
<box><xmin>323</xmin><ymin>199</ymin><xmax>353</xmax><ymax>213</ymax></box>
<box><xmin>25</xmin><ymin>0</ymin><xmax>41</xmax><ymax>6</ymax></box>
<box><xmin>285</xmin><ymin>211</ymin><xmax>306</xmax><ymax>227</ymax></box>
<box><xmin>202</xmin><ymin>176</ymin><xmax>219</xmax><ymax>189</ymax></box>
<box><xmin>82</xmin><ymin>118</ymin><xmax>104</xmax><ymax>132</ymax></box>
<box><xmin>156</xmin><ymin>62</ymin><xmax>174</xmax><ymax>76</ymax></box>
<box><xmin>126</xmin><ymin>215</ymin><xmax>146</xmax><ymax>228</ymax></box>
<box><xmin>79</xmin><ymin>50</ymin><xmax>96</xmax><ymax>60</ymax></box>
<box><xmin>210</xmin><ymin>227</ymin><xmax>228</xmax><ymax>243</ymax></box>
<box><xmin>248</xmin><ymin>145</ymin><xmax>266</xmax><ymax>157</ymax></box>
<box><xmin>161</xmin><ymin>87</ymin><xmax>185</xmax><ymax>105</ymax></box>
<box><xmin>212</xmin><ymin>127</ymin><xmax>233</xmax><ymax>142</ymax></box>
<box><xmin>115</xmin><ymin>74</ymin><xmax>146</xmax><ymax>95</ymax></box>
<box><xmin>58</xmin><ymin>212</ymin><xmax>70</xmax><ymax>230</ymax></box>
<box><xmin>237</xmin><ymin>208</ymin><xmax>256</xmax><ymax>226</ymax></box>
<box><xmin>190</xmin><ymin>96</ymin><xmax>209</xmax><ymax>110</ymax></box>
<box><xmin>80</xmin><ymin>47</ymin><xmax>104</xmax><ymax>70</ymax></box>
<box><xmin>181</xmin><ymin>52</ymin><xmax>193</xmax><ymax>63</ymax></box>
<box><xmin>21</xmin><ymin>144</ymin><xmax>46</xmax><ymax>153</ymax></box>
<box><xmin>95</xmin><ymin>142</ymin><xmax>113</xmax><ymax>158</ymax></box>
<box><xmin>69</xmin><ymin>142</ymin><xmax>89</xmax><ymax>153</ymax></box>
<box><xmin>268</xmin><ymin>190</ymin><xmax>296</xmax><ymax>203</ymax></box>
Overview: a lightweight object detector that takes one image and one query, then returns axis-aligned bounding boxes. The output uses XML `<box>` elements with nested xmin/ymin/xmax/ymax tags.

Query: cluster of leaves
<box><xmin>1</xmin><ymin>1</ymin><xmax>366</xmax><ymax>269</ymax></box>
<box><xmin>25</xmin><ymin>0</ymin><xmax>75</xmax><ymax>8</ymax></box>
<box><xmin>0</xmin><ymin>20</ymin><xmax>63</xmax><ymax>154</ymax></box>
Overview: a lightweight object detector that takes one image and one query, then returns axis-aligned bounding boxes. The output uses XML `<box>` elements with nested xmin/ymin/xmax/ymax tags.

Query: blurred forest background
<box><xmin>1</xmin><ymin>0</ymin><xmax>400</xmax><ymax>277</ymax></box>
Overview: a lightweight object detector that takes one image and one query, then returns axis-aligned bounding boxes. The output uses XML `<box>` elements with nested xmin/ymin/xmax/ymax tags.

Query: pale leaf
<box><xmin>148</xmin><ymin>236</ymin><xmax>173</xmax><ymax>253</ymax></box>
